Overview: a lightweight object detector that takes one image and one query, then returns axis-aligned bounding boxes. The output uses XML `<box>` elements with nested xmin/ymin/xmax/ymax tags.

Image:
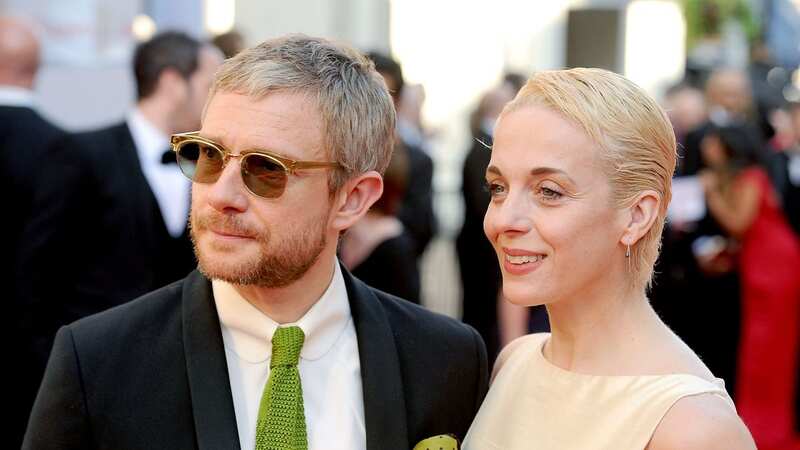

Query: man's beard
<box><xmin>190</xmin><ymin>208</ymin><xmax>328</xmax><ymax>288</ymax></box>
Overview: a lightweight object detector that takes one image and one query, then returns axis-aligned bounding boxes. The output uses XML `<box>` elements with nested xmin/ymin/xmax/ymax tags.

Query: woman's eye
<box><xmin>540</xmin><ymin>186</ymin><xmax>563</xmax><ymax>200</ymax></box>
<box><xmin>485</xmin><ymin>181</ymin><xmax>506</xmax><ymax>196</ymax></box>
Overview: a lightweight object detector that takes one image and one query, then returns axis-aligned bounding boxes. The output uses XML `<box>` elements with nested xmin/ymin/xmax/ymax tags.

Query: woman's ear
<box><xmin>330</xmin><ymin>171</ymin><xmax>384</xmax><ymax>231</ymax></box>
<box><xmin>621</xmin><ymin>190</ymin><xmax>660</xmax><ymax>247</ymax></box>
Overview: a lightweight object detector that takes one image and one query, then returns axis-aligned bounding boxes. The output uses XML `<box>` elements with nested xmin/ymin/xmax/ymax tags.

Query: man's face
<box><xmin>175</xmin><ymin>46</ymin><xmax>223</xmax><ymax>132</ymax></box>
<box><xmin>707</xmin><ymin>71</ymin><xmax>751</xmax><ymax>117</ymax></box>
<box><xmin>189</xmin><ymin>91</ymin><xmax>334</xmax><ymax>287</ymax></box>
<box><xmin>378</xmin><ymin>70</ymin><xmax>401</xmax><ymax>106</ymax></box>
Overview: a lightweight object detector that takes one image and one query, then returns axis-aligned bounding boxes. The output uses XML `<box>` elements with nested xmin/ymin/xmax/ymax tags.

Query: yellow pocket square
<box><xmin>413</xmin><ymin>434</ymin><xmax>459</xmax><ymax>450</ymax></box>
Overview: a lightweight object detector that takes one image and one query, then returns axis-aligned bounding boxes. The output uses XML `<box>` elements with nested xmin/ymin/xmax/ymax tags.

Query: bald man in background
<box><xmin>0</xmin><ymin>16</ymin><xmax>64</xmax><ymax>448</ymax></box>
<box><xmin>679</xmin><ymin>68</ymin><xmax>761</xmax><ymax>176</ymax></box>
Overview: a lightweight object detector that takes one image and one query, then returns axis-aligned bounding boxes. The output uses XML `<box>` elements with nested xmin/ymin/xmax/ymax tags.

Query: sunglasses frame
<box><xmin>170</xmin><ymin>131</ymin><xmax>341</xmax><ymax>198</ymax></box>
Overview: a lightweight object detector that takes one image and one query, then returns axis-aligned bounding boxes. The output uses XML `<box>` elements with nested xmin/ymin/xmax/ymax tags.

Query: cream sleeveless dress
<box><xmin>463</xmin><ymin>333</ymin><xmax>735</xmax><ymax>450</ymax></box>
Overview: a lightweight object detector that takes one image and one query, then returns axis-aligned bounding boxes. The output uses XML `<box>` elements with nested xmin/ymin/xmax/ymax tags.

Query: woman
<box><xmin>700</xmin><ymin>124</ymin><xmax>800</xmax><ymax>450</ymax></box>
<box><xmin>463</xmin><ymin>68</ymin><xmax>755</xmax><ymax>449</ymax></box>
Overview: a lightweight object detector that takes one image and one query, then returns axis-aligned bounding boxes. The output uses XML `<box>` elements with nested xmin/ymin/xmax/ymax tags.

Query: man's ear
<box><xmin>330</xmin><ymin>171</ymin><xmax>384</xmax><ymax>231</ymax></box>
<box><xmin>621</xmin><ymin>190</ymin><xmax>660</xmax><ymax>247</ymax></box>
<box><xmin>156</xmin><ymin>67</ymin><xmax>188</xmax><ymax>100</ymax></box>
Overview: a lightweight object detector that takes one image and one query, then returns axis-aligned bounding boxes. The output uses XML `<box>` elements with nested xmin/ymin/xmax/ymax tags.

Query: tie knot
<box><xmin>271</xmin><ymin>326</ymin><xmax>305</xmax><ymax>368</ymax></box>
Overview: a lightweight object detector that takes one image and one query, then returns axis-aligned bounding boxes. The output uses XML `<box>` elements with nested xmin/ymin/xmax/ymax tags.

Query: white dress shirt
<box><xmin>0</xmin><ymin>86</ymin><xmax>35</xmax><ymax>108</ymax></box>
<box><xmin>213</xmin><ymin>261</ymin><xmax>366</xmax><ymax>450</ymax></box>
<box><xmin>126</xmin><ymin>109</ymin><xmax>190</xmax><ymax>237</ymax></box>
<box><xmin>789</xmin><ymin>152</ymin><xmax>800</xmax><ymax>186</ymax></box>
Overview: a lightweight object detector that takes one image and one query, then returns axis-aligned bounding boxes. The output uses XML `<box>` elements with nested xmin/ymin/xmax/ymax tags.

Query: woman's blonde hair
<box><xmin>504</xmin><ymin>68</ymin><xmax>677</xmax><ymax>288</ymax></box>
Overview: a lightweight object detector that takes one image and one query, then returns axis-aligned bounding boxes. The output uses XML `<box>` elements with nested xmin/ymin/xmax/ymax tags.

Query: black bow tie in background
<box><xmin>161</xmin><ymin>149</ymin><xmax>177</xmax><ymax>165</ymax></box>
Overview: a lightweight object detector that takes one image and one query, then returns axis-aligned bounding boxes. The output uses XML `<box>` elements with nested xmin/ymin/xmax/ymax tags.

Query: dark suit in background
<box><xmin>396</xmin><ymin>139</ymin><xmax>436</xmax><ymax>257</ymax></box>
<box><xmin>3</xmin><ymin>105</ymin><xmax>63</xmax><ymax>449</ymax></box>
<box><xmin>456</xmin><ymin>131</ymin><xmax>501</xmax><ymax>365</ymax></box>
<box><xmin>24</xmin><ymin>267</ymin><xmax>489</xmax><ymax>450</ymax></box>
<box><xmin>16</xmin><ymin>122</ymin><xmax>195</xmax><ymax>370</ymax></box>
<box><xmin>768</xmin><ymin>150</ymin><xmax>800</xmax><ymax>237</ymax></box>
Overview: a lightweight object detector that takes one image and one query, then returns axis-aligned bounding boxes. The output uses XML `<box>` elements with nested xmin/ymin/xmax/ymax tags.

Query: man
<box><xmin>17</xmin><ymin>32</ymin><xmax>222</xmax><ymax>354</ymax></box>
<box><xmin>680</xmin><ymin>68</ymin><xmax>760</xmax><ymax>176</ymax></box>
<box><xmin>0</xmin><ymin>16</ymin><xmax>64</xmax><ymax>449</ymax></box>
<box><xmin>368</xmin><ymin>52</ymin><xmax>436</xmax><ymax>258</ymax></box>
<box><xmin>771</xmin><ymin>102</ymin><xmax>800</xmax><ymax>237</ymax></box>
<box><xmin>24</xmin><ymin>35</ymin><xmax>488</xmax><ymax>450</ymax></box>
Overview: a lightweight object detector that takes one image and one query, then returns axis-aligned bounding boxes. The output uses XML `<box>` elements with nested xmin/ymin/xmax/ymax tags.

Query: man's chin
<box><xmin>196</xmin><ymin>258</ymin><xmax>264</xmax><ymax>285</ymax></box>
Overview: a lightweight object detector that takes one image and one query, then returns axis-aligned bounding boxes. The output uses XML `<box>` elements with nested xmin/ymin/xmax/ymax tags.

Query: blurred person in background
<box><xmin>0</xmin><ymin>16</ymin><xmax>64</xmax><ymax>449</ymax></box>
<box><xmin>340</xmin><ymin>145</ymin><xmax>420</xmax><ymax>303</ymax></box>
<box><xmin>457</xmin><ymin>79</ymin><xmax>516</xmax><ymax>365</ymax></box>
<box><xmin>663</xmin><ymin>82</ymin><xmax>708</xmax><ymax>148</ymax></box>
<box><xmin>368</xmin><ymin>51</ymin><xmax>436</xmax><ymax>258</ymax></box>
<box><xmin>212</xmin><ymin>29</ymin><xmax>245</xmax><ymax>59</ymax></box>
<box><xmin>16</xmin><ymin>32</ymin><xmax>223</xmax><ymax>371</ymax></box>
<box><xmin>700</xmin><ymin>123</ymin><xmax>800</xmax><ymax>450</ymax></box>
<box><xmin>464</xmin><ymin>68</ymin><xmax>754</xmax><ymax>450</ymax></box>
<box><xmin>682</xmin><ymin>67</ymin><xmax>761</xmax><ymax>176</ymax></box>
<box><xmin>767</xmin><ymin>102</ymin><xmax>800</xmax><ymax>237</ymax></box>
<box><xmin>397</xmin><ymin>83</ymin><xmax>431</xmax><ymax>153</ymax></box>
<box><xmin>651</xmin><ymin>68</ymin><xmax>762</xmax><ymax>394</ymax></box>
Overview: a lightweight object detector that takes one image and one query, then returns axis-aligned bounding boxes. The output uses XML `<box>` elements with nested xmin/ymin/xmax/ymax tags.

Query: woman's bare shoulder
<box><xmin>647</xmin><ymin>327</ymin><xmax>717</xmax><ymax>381</ymax></box>
<box><xmin>492</xmin><ymin>333</ymin><xmax>548</xmax><ymax>380</ymax></box>
<box><xmin>647</xmin><ymin>394</ymin><xmax>755</xmax><ymax>450</ymax></box>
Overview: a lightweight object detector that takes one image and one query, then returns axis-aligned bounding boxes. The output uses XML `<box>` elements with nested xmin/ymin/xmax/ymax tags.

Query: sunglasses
<box><xmin>170</xmin><ymin>132</ymin><xmax>341</xmax><ymax>198</ymax></box>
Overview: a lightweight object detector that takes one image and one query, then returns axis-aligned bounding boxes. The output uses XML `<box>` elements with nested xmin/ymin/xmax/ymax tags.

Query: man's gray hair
<box><xmin>209</xmin><ymin>34</ymin><xmax>396</xmax><ymax>191</ymax></box>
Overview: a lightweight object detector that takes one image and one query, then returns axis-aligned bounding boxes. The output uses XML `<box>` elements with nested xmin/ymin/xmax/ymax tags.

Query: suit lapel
<box><xmin>181</xmin><ymin>271</ymin><xmax>241</xmax><ymax>450</ymax></box>
<box><xmin>115</xmin><ymin>123</ymin><xmax>172</xmax><ymax>238</ymax></box>
<box><xmin>343</xmin><ymin>267</ymin><xmax>409</xmax><ymax>450</ymax></box>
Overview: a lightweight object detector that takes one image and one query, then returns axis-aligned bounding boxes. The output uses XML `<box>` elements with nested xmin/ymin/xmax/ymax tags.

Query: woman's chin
<box><xmin>502</xmin><ymin>287</ymin><xmax>550</xmax><ymax>308</ymax></box>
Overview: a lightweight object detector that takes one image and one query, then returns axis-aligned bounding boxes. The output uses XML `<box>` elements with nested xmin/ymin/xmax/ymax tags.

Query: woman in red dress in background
<box><xmin>701</xmin><ymin>124</ymin><xmax>800</xmax><ymax>450</ymax></box>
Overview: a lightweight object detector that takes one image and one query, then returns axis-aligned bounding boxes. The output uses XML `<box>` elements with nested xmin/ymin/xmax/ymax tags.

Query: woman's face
<box><xmin>700</xmin><ymin>134</ymin><xmax>728</xmax><ymax>169</ymax></box>
<box><xmin>483</xmin><ymin>106</ymin><xmax>628</xmax><ymax>307</ymax></box>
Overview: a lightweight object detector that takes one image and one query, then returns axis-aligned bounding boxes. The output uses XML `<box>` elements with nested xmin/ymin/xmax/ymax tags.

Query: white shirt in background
<box><xmin>126</xmin><ymin>108</ymin><xmax>190</xmax><ymax>237</ymax></box>
<box><xmin>0</xmin><ymin>86</ymin><xmax>35</xmax><ymax>108</ymax></box>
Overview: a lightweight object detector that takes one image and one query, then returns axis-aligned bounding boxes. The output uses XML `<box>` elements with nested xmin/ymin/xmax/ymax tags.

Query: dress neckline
<box><xmin>532</xmin><ymin>333</ymin><xmax>726</xmax><ymax>389</ymax></box>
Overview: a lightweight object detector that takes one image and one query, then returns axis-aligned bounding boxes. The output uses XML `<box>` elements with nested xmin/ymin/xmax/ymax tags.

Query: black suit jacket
<box><xmin>396</xmin><ymin>139</ymin><xmax>436</xmax><ymax>257</ymax></box>
<box><xmin>2</xmin><ymin>105</ymin><xmax>64</xmax><ymax>449</ymax></box>
<box><xmin>17</xmin><ymin>122</ymin><xmax>196</xmax><ymax>361</ymax></box>
<box><xmin>456</xmin><ymin>132</ymin><xmax>501</xmax><ymax>365</ymax></box>
<box><xmin>24</xmin><ymin>268</ymin><xmax>489</xmax><ymax>450</ymax></box>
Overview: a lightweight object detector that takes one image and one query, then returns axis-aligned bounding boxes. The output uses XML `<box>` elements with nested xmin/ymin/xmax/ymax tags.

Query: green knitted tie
<box><xmin>255</xmin><ymin>326</ymin><xmax>307</xmax><ymax>450</ymax></box>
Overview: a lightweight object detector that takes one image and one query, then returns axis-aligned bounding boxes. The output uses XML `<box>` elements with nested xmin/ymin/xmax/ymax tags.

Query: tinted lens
<box><xmin>241</xmin><ymin>154</ymin><xmax>288</xmax><ymax>198</ymax></box>
<box><xmin>176</xmin><ymin>140</ymin><xmax>225</xmax><ymax>183</ymax></box>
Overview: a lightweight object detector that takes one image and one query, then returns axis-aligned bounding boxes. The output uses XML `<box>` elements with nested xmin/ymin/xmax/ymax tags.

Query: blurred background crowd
<box><xmin>4</xmin><ymin>0</ymin><xmax>800</xmax><ymax>448</ymax></box>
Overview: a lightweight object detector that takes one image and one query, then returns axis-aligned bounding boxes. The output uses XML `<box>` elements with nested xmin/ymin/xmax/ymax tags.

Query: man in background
<box><xmin>0</xmin><ymin>16</ymin><xmax>64</xmax><ymax>448</ymax></box>
<box><xmin>368</xmin><ymin>52</ymin><xmax>437</xmax><ymax>258</ymax></box>
<box><xmin>17</xmin><ymin>32</ymin><xmax>222</xmax><ymax>378</ymax></box>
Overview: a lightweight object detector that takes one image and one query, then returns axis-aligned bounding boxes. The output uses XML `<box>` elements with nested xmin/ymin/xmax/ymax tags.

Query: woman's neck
<box><xmin>543</xmin><ymin>282</ymin><xmax>668</xmax><ymax>375</ymax></box>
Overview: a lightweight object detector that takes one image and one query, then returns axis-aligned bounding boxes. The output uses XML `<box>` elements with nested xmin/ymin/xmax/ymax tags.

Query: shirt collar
<box><xmin>126</xmin><ymin>107</ymin><xmax>169</xmax><ymax>165</ymax></box>
<box><xmin>0</xmin><ymin>86</ymin><xmax>35</xmax><ymax>108</ymax></box>
<box><xmin>213</xmin><ymin>259</ymin><xmax>352</xmax><ymax>363</ymax></box>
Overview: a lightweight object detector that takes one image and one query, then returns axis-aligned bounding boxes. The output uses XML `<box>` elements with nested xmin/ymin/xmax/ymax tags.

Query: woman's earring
<box><xmin>625</xmin><ymin>244</ymin><xmax>631</xmax><ymax>258</ymax></box>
